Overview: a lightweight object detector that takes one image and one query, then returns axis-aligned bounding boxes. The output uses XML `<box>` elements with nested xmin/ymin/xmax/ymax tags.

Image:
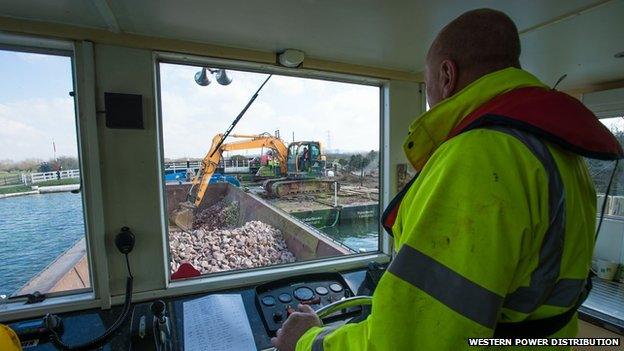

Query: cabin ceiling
<box><xmin>0</xmin><ymin>0</ymin><xmax>622</xmax><ymax>90</ymax></box>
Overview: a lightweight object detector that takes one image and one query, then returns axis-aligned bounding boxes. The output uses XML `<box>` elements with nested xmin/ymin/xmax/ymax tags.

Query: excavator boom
<box><xmin>191</xmin><ymin>134</ymin><xmax>288</xmax><ymax>206</ymax></box>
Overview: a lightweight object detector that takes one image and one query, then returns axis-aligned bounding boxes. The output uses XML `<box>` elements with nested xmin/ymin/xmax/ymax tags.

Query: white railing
<box><xmin>164</xmin><ymin>161</ymin><xmax>201</xmax><ymax>172</ymax></box>
<box><xmin>221</xmin><ymin>159</ymin><xmax>251</xmax><ymax>173</ymax></box>
<box><xmin>598</xmin><ymin>194</ymin><xmax>624</xmax><ymax>217</ymax></box>
<box><xmin>164</xmin><ymin>159</ymin><xmax>251</xmax><ymax>174</ymax></box>
<box><xmin>24</xmin><ymin>169</ymin><xmax>81</xmax><ymax>184</ymax></box>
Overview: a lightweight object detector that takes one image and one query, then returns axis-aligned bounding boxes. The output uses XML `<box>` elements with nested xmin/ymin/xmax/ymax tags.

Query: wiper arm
<box><xmin>9</xmin><ymin>290</ymin><xmax>47</xmax><ymax>304</ymax></box>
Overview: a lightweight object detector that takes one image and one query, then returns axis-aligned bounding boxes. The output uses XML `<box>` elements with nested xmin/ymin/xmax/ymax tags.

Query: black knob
<box><xmin>272</xmin><ymin>311</ymin><xmax>283</xmax><ymax>322</ymax></box>
<box><xmin>150</xmin><ymin>300</ymin><xmax>166</xmax><ymax>319</ymax></box>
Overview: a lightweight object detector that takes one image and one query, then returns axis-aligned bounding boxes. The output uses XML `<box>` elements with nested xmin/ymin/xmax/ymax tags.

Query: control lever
<box><xmin>150</xmin><ymin>300</ymin><xmax>173</xmax><ymax>351</ymax></box>
<box><xmin>266</xmin><ymin>297</ymin><xmax>373</xmax><ymax>351</ymax></box>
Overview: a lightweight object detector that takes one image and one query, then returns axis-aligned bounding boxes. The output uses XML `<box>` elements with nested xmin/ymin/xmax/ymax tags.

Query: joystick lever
<box><xmin>150</xmin><ymin>300</ymin><xmax>173</xmax><ymax>351</ymax></box>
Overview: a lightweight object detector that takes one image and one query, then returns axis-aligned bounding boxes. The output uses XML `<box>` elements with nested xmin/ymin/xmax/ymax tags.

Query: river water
<box><xmin>0</xmin><ymin>192</ymin><xmax>378</xmax><ymax>296</ymax></box>
<box><xmin>0</xmin><ymin>192</ymin><xmax>85</xmax><ymax>296</ymax></box>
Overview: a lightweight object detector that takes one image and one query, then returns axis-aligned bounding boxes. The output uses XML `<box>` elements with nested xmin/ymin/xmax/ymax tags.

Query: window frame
<box><xmin>153</xmin><ymin>51</ymin><xmax>391</xmax><ymax>291</ymax></box>
<box><xmin>0</xmin><ymin>36</ymin><xmax>103</xmax><ymax>321</ymax></box>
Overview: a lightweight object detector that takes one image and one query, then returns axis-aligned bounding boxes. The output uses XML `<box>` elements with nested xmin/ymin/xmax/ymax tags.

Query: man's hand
<box><xmin>271</xmin><ymin>304</ymin><xmax>322</xmax><ymax>351</ymax></box>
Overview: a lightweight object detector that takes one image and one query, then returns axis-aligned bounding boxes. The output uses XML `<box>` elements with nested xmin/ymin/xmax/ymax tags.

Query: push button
<box><xmin>273</xmin><ymin>311</ymin><xmax>283</xmax><ymax>322</ymax></box>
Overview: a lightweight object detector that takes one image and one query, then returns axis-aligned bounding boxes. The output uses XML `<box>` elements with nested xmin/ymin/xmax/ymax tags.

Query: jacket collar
<box><xmin>403</xmin><ymin>68</ymin><xmax>547</xmax><ymax>171</ymax></box>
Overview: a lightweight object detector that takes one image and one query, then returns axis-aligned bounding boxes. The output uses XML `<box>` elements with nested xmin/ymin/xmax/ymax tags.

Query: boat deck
<box><xmin>16</xmin><ymin>238</ymin><xmax>89</xmax><ymax>295</ymax></box>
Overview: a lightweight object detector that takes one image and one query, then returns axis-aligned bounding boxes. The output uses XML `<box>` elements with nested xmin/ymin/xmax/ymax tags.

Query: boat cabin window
<box><xmin>591</xmin><ymin>116</ymin><xmax>624</xmax><ymax>282</ymax></box>
<box><xmin>158</xmin><ymin>62</ymin><xmax>381</xmax><ymax>280</ymax></box>
<box><xmin>591</xmin><ymin>117</ymin><xmax>624</xmax><ymax>211</ymax></box>
<box><xmin>0</xmin><ymin>48</ymin><xmax>90</xmax><ymax>299</ymax></box>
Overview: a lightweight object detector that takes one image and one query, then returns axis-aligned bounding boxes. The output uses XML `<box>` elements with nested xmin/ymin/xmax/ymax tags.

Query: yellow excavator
<box><xmin>171</xmin><ymin>74</ymin><xmax>336</xmax><ymax>230</ymax></box>
<box><xmin>189</xmin><ymin>133</ymin><xmax>289</xmax><ymax>205</ymax></box>
<box><xmin>172</xmin><ymin>132</ymin><xmax>336</xmax><ymax>230</ymax></box>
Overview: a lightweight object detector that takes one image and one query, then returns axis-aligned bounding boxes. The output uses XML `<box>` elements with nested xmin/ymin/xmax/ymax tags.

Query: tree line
<box><xmin>0</xmin><ymin>156</ymin><xmax>79</xmax><ymax>173</ymax></box>
<box><xmin>328</xmin><ymin>150</ymin><xmax>379</xmax><ymax>171</ymax></box>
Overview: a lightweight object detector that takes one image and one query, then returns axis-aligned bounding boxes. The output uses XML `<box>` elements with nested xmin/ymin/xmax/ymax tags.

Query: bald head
<box><xmin>425</xmin><ymin>9</ymin><xmax>521</xmax><ymax>106</ymax></box>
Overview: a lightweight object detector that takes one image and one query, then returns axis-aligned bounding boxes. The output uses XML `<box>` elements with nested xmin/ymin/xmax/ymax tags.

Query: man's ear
<box><xmin>438</xmin><ymin>59</ymin><xmax>458</xmax><ymax>99</ymax></box>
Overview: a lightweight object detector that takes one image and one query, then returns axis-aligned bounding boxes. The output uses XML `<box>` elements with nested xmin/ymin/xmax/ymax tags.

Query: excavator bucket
<box><xmin>171</xmin><ymin>201</ymin><xmax>197</xmax><ymax>232</ymax></box>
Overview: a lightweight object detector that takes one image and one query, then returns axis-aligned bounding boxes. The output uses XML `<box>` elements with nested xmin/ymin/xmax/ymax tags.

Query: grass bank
<box><xmin>0</xmin><ymin>185</ymin><xmax>31</xmax><ymax>195</ymax></box>
<box><xmin>0</xmin><ymin>178</ymin><xmax>80</xmax><ymax>195</ymax></box>
<box><xmin>36</xmin><ymin>178</ymin><xmax>80</xmax><ymax>186</ymax></box>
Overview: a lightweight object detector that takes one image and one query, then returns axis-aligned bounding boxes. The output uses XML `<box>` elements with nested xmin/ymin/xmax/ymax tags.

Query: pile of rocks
<box><xmin>169</xmin><ymin>199</ymin><xmax>296</xmax><ymax>274</ymax></box>
<box><xmin>192</xmin><ymin>200</ymin><xmax>240</xmax><ymax>230</ymax></box>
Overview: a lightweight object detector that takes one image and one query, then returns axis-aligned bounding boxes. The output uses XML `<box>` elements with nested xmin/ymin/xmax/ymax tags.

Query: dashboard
<box><xmin>7</xmin><ymin>268</ymin><xmax>380</xmax><ymax>350</ymax></box>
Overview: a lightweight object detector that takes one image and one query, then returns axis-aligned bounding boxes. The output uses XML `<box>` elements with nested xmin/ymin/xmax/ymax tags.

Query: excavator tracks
<box><xmin>263</xmin><ymin>178</ymin><xmax>339</xmax><ymax>197</ymax></box>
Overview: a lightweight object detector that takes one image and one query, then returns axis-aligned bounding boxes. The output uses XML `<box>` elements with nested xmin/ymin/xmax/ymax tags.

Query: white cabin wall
<box><xmin>94</xmin><ymin>44</ymin><xmax>166</xmax><ymax>295</ymax></box>
<box><xmin>384</xmin><ymin>81</ymin><xmax>421</xmax><ymax>198</ymax></box>
<box><xmin>382</xmin><ymin>81</ymin><xmax>422</xmax><ymax>252</ymax></box>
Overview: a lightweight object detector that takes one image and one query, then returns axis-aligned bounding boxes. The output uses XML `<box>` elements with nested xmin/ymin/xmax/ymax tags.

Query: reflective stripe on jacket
<box><xmin>297</xmin><ymin>68</ymin><xmax>622</xmax><ymax>350</ymax></box>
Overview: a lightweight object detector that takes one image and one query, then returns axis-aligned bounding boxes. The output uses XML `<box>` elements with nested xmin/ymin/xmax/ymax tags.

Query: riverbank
<box><xmin>0</xmin><ymin>182</ymin><xmax>80</xmax><ymax>199</ymax></box>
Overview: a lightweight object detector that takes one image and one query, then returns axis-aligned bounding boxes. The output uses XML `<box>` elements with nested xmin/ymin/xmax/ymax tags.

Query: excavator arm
<box><xmin>191</xmin><ymin>134</ymin><xmax>288</xmax><ymax>206</ymax></box>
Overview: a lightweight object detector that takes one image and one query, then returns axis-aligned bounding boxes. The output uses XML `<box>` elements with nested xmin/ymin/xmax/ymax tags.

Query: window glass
<box><xmin>0</xmin><ymin>49</ymin><xmax>90</xmax><ymax>297</ymax></box>
<box><xmin>159</xmin><ymin>63</ymin><xmax>380</xmax><ymax>279</ymax></box>
<box><xmin>590</xmin><ymin>117</ymin><xmax>624</xmax><ymax>284</ymax></box>
<box><xmin>590</xmin><ymin>117</ymin><xmax>624</xmax><ymax>216</ymax></box>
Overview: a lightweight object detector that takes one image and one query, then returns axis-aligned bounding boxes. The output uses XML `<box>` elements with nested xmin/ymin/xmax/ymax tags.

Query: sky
<box><xmin>3</xmin><ymin>49</ymin><xmax>621</xmax><ymax>162</ymax></box>
<box><xmin>159</xmin><ymin>63</ymin><xmax>380</xmax><ymax>159</ymax></box>
<box><xmin>0</xmin><ymin>50</ymin><xmax>77</xmax><ymax>161</ymax></box>
<box><xmin>0</xmin><ymin>50</ymin><xmax>381</xmax><ymax>161</ymax></box>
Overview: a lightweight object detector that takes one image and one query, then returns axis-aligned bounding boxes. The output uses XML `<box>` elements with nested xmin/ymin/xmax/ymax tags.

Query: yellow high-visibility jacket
<box><xmin>297</xmin><ymin>68</ymin><xmax>621</xmax><ymax>350</ymax></box>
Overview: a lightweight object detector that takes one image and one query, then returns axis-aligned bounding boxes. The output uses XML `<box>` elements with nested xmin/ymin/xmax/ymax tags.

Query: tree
<box><xmin>348</xmin><ymin>153</ymin><xmax>372</xmax><ymax>171</ymax></box>
<box><xmin>56</xmin><ymin>156</ymin><xmax>79</xmax><ymax>170</ymax></box>
<box><xmin>38</xmin><ymin>162</ymin><xmax>53</xmax><ymax>173</ymax></box>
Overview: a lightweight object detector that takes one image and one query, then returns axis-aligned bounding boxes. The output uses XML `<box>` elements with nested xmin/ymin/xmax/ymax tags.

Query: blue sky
<box><xmin>0</xmin><ymin>50</ymin><xmax>76</xmax><ymax>161</ymax></box>
<box><xmin>0</xmin><ymin>50</ymin><xmax>381</xmax><ymax>161</ymax></box>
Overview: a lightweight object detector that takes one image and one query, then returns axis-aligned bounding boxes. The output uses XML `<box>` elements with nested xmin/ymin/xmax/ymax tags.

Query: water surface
<box><xmin>0</xmin><ymin>192</ymin><xmax>86</xmax><ymax>296</ymax></box>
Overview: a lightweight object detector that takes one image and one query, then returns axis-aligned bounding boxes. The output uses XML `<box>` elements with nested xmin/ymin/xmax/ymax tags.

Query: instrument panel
<box><xmin>7</xmin><ymin>270</ymin><xmax>372</xmax><ymax>350</ymax></box>
<box><xmin>255</xmin><ymin>273</ymin><xmax>359</xmax><ymax>334</ymax></box>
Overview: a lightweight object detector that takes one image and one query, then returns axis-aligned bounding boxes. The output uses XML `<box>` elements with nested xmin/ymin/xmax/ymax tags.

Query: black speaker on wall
<box><xmin>104</xmin><ymin>92</ymin><xmax>144</xmax><ymax>129</ymax></box>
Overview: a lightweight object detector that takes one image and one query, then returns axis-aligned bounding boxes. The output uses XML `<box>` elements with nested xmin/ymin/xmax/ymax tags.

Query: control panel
<box><xmin>6</xmin><ymin>270</ymin><xmax>372</xmax><ymax>350</ymax></box>
<box><xmin>255</xmin><ymin>272</ymin><xmax>359</xmax><ymax>335</ymax></box>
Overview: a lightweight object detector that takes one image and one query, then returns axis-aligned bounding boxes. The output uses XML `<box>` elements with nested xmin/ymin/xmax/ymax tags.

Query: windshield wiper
<box><xmin>9</xmin><ymin>291</ymin><xmax>47</xmax><ymax>304</ymax></box>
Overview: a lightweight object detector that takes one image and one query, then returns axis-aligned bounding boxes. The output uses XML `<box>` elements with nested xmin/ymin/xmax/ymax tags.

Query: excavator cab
<box><xmin>286</xmin><ymin>141</ymin><xmax>325</xmax><ymax>176</ymax></box>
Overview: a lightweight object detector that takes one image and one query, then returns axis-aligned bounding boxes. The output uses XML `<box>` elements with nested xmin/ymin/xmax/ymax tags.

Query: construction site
<box><xmin>165</xmin><ymin>138</ymin><xmax>380</xmax><ymax>278</ymax></box>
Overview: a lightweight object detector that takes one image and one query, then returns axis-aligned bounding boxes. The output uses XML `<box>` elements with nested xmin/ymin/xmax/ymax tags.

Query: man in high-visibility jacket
<box><xmin>271</xmin><ymin>8</ymin><xmax>622</xmax><ymax>350</ymax></box>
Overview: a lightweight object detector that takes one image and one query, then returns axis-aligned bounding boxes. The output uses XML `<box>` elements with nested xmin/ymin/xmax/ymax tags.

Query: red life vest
<box><xmin>382</xmin><ymin>87</ymin><xmax>623</xmax><ymax>234</ymax></box>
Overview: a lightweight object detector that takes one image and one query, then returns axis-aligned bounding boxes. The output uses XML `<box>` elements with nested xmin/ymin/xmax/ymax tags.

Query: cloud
<box><xmin>0</xmin><ymin>98</ymin><xmax>77</xmax><ymax>160</ymax></box>
<box><xmin>159</xmin><ymin>63</ymin><xmax>380</xmax><ymax>159</ymax></box>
